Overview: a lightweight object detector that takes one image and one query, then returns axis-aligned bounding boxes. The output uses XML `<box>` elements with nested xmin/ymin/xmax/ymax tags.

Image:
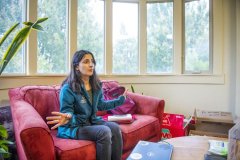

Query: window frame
<box><xmin>111</xmin><ymin>1</ymin><xmax>140</xmax><ymax>75</ymax></box>
<box><xmin>183</xmin><ymin>0</ymin><xmax>213</xmax><ymax>74</ymax></box>
<box><xmin>77</xmin><ymin>0</ymin><xmax>105</xmax><ymax>74</ymax></box>
<box><xmin>0</xmin><ymin>0</ymin><xmax>27</xmax><ymax>76</ymax></box>
<box><xmin>0</xmin><ymin>0</ymin><xmax>224</xmax><ymax>85</ymax></box>
<box><xmin>146</xmin><ymin>0</ymin><xmax>174</xmax><ymax>74</ymax></box>
<box><xmin>36</xmin><ymin>0</ymin><xmax>69</xmax><ymax>74</ymax></box>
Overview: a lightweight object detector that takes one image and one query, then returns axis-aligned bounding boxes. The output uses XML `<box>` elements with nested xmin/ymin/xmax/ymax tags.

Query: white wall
<box><xmin>236</xmin><ymin>0</ymin><xmax>240</xmax><ymax>117</ymax></box>
<box><xmin>0</xmin><ymin>0</ymin><xmax>239</xmax><ymax>119</ymax></box>
<box><xmin>123</xmin><ymin>83</ymin><xmax>229</xmax><ymax>116</ymax></box>
<box><xmin>223</xmin><ymin>0</ymin><xmax>237</xmax><ymax>116</ymax></box>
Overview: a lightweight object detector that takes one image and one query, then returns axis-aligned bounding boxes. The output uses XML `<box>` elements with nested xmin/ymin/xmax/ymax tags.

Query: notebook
<box><xmin>127</xmin><ymin>140</ymin><xmax>173</xmax><ymax>160</ymax></box>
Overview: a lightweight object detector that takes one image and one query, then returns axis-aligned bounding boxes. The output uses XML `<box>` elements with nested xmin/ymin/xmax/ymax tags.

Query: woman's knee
<box><xmin>96</xmin><ymin>126</ymin><xmax>112</xmax><ymax>141</ymax></box>
<box><xmin>106</xmin><ymin>122</ymin><xmax>121</xmax><ymax>135</ymax></box>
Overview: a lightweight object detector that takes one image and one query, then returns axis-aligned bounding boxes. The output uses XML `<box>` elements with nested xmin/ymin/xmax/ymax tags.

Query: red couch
<box><xmin>8</xmin><ymin>80</ymin><xmax>165</xmax><ymax>160</ymax></box>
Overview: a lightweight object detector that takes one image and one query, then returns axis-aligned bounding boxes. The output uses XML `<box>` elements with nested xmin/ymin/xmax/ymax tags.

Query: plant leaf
<box><xmin>0</xmin><ymin>125</ymin><xmax>8</xmax><ymax>139</ymax></box>
<box><xmin>0</xmin><ymin>140</ymin><xmax>14</xmax><ymax>146</ymax></box>
<box><xmin>0</xmin><ymin>26</ymin><xmax>31</xmax><ymax>74</ymax></box>
<box><xmin>0</xmin><ymin>148</ymin><xmax>11</xmax><ymax>158</ymax></box>
<box><xmin>23</xmin><ymin>22</ymin><xmax>44</xmax><ymax>31</ymax></box>
<box><xmin>0</xmin><ymin>17</ymin><xmax>47</xmax><ymax>75</ymax></box>
<box><xmin>0</xmin><ymin>23</ymin><xmax>19</xmax><ymax>47</ymax></box>
<box><xmin>1</xmin><ymin>144</ymin><xmax>8</xmax><ymax>152</ymax></box>
<box><xmin>23</xmin><ymin>17</ymin><xmax>48</xmax><ymax>26</ymax></box>
<box><xmin>0</xmin><ymin>147</ymin><xmax>8</xmax><ymax>154</ymax></box>
<box><xmin>35</xmin><ymin>17</ymin><xmax>48</xmax><ymax>24</ymax></box>
<box><xmin>130</xmin><ymin>85</ymin><xmax>135</xmax><ymax>93</ymax></box>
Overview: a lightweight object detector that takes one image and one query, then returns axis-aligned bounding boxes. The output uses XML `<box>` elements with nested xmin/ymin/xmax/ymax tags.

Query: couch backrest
<box><xmin>12</xmin><ymin>86</ymin><xmax>61</xmax><ymax>121</ymax></box>
<box><xmin>9</xmin><ymin>80</ymin><xmax>120</xmax><ymax>120</ymax></box>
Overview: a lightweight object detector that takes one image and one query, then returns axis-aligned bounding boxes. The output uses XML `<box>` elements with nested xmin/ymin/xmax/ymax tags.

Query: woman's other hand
<box><xmin>46</xmin><ymin>112</ymin><xmax>72</xmax><ymax>130</ymax></box>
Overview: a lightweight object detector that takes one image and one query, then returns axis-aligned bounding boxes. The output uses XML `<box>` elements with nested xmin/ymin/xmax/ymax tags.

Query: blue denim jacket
<box><xmin>57</xmin><ymin>83</ymin><xmax>125</xmax><ymax>139</ymax></box>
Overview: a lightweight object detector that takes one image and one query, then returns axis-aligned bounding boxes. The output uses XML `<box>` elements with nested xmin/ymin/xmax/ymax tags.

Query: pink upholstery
<box><xmin>9</xmin><ymin>80</ymin><xmax>165</xmax><ymax>160</ymax></box>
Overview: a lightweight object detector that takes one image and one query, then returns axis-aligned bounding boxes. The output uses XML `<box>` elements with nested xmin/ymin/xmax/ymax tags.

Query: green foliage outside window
<box><xmin>0</xmin><ymin>0</ymin><xmax>25</xmax><ymax>74</ymax></box>
<box><xmin>37</xmin><ymin>0</ymin><xmax>67</xmax><ymax>74</ymax></box>
<box><xmin>147</xmin><ymin>2</ymin><xmax>173</xmax><ymax>73</ymax></box>
<box><xmin>77</xmin><ymin>0</ymin><xmax>104</xmax><ymax>74</ymax></box>
<box><xmin>185</xmin><ymin>0</ymin><xmax>210</xmax><ymax>72</ymax></box>
<box><xmin>0</xmin><ymin>0</ymin><xmax>211</xmax><ymax>75</ymax></box>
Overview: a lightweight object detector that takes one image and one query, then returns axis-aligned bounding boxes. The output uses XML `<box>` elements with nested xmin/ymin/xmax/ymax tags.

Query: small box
<box><xmin>195</xmin><ymin>109</ymin><xmax>234</xmax><ymax>123</ymax></box>
<box><xmin>189</xmin><ymin>130</ymin><xmax>228</xmax><ymax>138</ymax></box>
<box><xmin>194</xmin><ymin>109</ymin><xmax>235</xmax><ymax>138</ymax></box>
<box><xmin>161</xmin><ymin>113</ymin><xmax>191</xmax><ymax>140</ymax></box>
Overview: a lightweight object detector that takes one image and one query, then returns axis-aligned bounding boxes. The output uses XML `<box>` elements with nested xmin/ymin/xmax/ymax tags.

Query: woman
<box><xmin>46</xmin><ymin>50</ymin><xmax>127</xmax><ymax>160</ymax></box>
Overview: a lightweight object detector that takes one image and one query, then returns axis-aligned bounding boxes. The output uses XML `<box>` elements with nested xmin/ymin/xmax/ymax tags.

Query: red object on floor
<box><xmin>161</xmin><ymin>113</ymin><xmax>187</xmax><ymax>140</ymax></box>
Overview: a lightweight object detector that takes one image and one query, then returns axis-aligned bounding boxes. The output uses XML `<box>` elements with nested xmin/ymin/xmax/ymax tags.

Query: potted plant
<box><xmin>0</xmin><ymin>18</ymin><xmax>47</xmax><ymax>159</ymax></box>
<box><xmin>0</xmin><ymin>17</ymin><xmax>48</xmax><ymax>75</ymax></box>
<box><xmin>0</xmin><ymin>125</ymin><xmax>13</xmax><ymax>160</ymax></box>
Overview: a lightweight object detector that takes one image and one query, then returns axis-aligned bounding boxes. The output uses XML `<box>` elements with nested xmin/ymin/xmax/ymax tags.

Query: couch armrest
<box><xmin>127</xmin><ymin>92</ymin><xmax>165</xmax><ymax>125</ymax></box>
<box><xmin>10</xmin><ymin>100</ymin><xmax>55</xmax><ymax>160</ymax></box>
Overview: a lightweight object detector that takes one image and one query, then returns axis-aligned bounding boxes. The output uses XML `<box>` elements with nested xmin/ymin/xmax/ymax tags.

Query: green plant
<box><xmin>130</xmin><ymin>85</ymin><xmax>135</xmax><ymax>93</ymax></box>
<box><xmin>0</xmin><ymin>17</ymin><xmax>48</xmax><ymax>75</ymax></box>
<box><xmin>0</xmin><ymin>125</ymin><xmax>13</xmax><ymax>159</ymax></box>
<box><xmin>130</xmin><ymin>85</ymin><xmax>143</xmax><ymax>95</ymax></box>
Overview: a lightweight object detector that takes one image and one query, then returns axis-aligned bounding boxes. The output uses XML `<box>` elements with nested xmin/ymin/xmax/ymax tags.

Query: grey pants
<box><xmin>77</xmin><ymin>121</ymin><xmax>123</xmax><ymax>160</ymax></box>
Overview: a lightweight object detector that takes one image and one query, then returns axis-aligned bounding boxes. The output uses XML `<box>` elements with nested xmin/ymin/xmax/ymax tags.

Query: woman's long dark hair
<box><xmin>62</xmin><ymin>50</ymin><xmax>101</xmax><ymax>93</ymax></box>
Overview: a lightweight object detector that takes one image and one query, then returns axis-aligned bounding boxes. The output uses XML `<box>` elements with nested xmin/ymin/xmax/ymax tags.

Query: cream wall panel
<box><xmin>235</xmin><ymin>0</ymin><xmax>240</xmax><ymax>117</ymax></box>
<box><xmin>122</xmin><ymin>84</ymin><xmax>229</xmax><ymax>117</ymax></box>
<box><xmin>223</xmin><ymin>0</ymin><xmax>237</xmax><ymax>116</ymax></box>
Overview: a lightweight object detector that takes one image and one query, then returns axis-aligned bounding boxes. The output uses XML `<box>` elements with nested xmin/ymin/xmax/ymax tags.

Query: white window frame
<box><xmin>0</xmin><ymin>0</ymin><xmax>224</xmax><ymax>85</ymax></box>
<box><xmin>27</xmin><ymin>0</ymin><xmax>71</xmax><ymax>76</ymax></box>
<box><xmin>183</xmin><ymin>0</ymin><xmax>213</xmax><ymax>74</ymax></box>
<box><xmin>0</xmin><ymin>0</ymin><xmax>27</xmax><ymax>76</ymax></box>
<box><xmin>111</xmin><ymin>0</ymin><xmax>140</xmax><ymax>75</ymax></box>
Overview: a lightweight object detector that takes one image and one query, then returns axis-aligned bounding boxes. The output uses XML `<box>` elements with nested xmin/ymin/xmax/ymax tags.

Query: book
<box><xmin>127</xmin><ymin>141</ymin><xmax>173</xmax><ymax>160</ymax></box>
<box><xmin>208</xmin><ymin>140</ymin><xmax>228</xmax><ymax>156</ymax></box>
<box><xmin>204</xmin><ymin>152</ymin><xmax>227</xmax><ymax>160</ymax></box>
<box><xmin>204</xmin><ymin>140</ymin><xmax>228</xmax><ymax>160</ymax></box>
<box><xmin>108</xmin><ymin>114</ymin><xmax>133</xmax><ymax>122</ymax></box>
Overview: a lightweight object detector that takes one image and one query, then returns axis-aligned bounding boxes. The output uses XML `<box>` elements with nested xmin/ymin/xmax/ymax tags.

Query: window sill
<box><xmin>99</xmin><ymin>74</ymin><xmax>225</xmax><ymax>84</ymax></box>
<box><xmin>0</xmin><ymin>74</ymin><xmax>225</xmax><ymax>90</ymax></box>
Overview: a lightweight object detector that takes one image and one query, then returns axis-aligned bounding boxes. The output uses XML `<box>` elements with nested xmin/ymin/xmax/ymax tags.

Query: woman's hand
<box><xmin>46</xmin><ymin>112</ymin><xmax>72</xmax><ymax>130</ymax></box>
<box><xmin>122</xmin><ymin>89</ymin><xmax>128</xmax><ymax>100</ymax></box>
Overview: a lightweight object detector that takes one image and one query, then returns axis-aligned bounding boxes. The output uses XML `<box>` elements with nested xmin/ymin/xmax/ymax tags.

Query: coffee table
<box><xmin>164</xmin><ymin>136</ymin><xmax>228</xmax><ymax>160</ymax></box>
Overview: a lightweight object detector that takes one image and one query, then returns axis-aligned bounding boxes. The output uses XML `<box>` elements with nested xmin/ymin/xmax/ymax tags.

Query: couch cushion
<box><xmin>120</xmin><ymin>114</ymin><xmax>160</xmax><ymax>151</ymax></box>
<box><xmin>51</xmin><ymin>131</ymin><xmax>96</xmax><ymax>160</ymax></box>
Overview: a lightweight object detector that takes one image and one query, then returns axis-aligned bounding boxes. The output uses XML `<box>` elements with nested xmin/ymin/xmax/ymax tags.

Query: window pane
<box><xmin>112</xmin><ymin>2</ymin><xmax>139</xmax><ymax>74</ymax></box>
<box><xmin>185</xmin><ymin>0</ymin><xmax>211</xmax><ymax>73</ymax></box>
<box><xmin>37</xmin><ymin>0</ymin><xmax>68</xmax><ymax>74</ymax></box>
<box><xmin>77</xmin><ymin>0</ymin><xmax>104</xmax><ymax>74</ymax></box>
<box><xmin>147</xmin><ymin>2</ymin><xmax>173</xmax><ymax>74</ymax></box>
<box><xmin>0</xmin><ymin>0</ymin><xmax>25</xmax><ymax>74</ymax></box>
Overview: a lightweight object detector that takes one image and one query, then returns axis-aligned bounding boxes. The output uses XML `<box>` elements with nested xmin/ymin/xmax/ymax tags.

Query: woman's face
<box><xmin>76</xmin><ymin>54</ymin><xmax>95</xmax><ymax>77</ymax></box>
